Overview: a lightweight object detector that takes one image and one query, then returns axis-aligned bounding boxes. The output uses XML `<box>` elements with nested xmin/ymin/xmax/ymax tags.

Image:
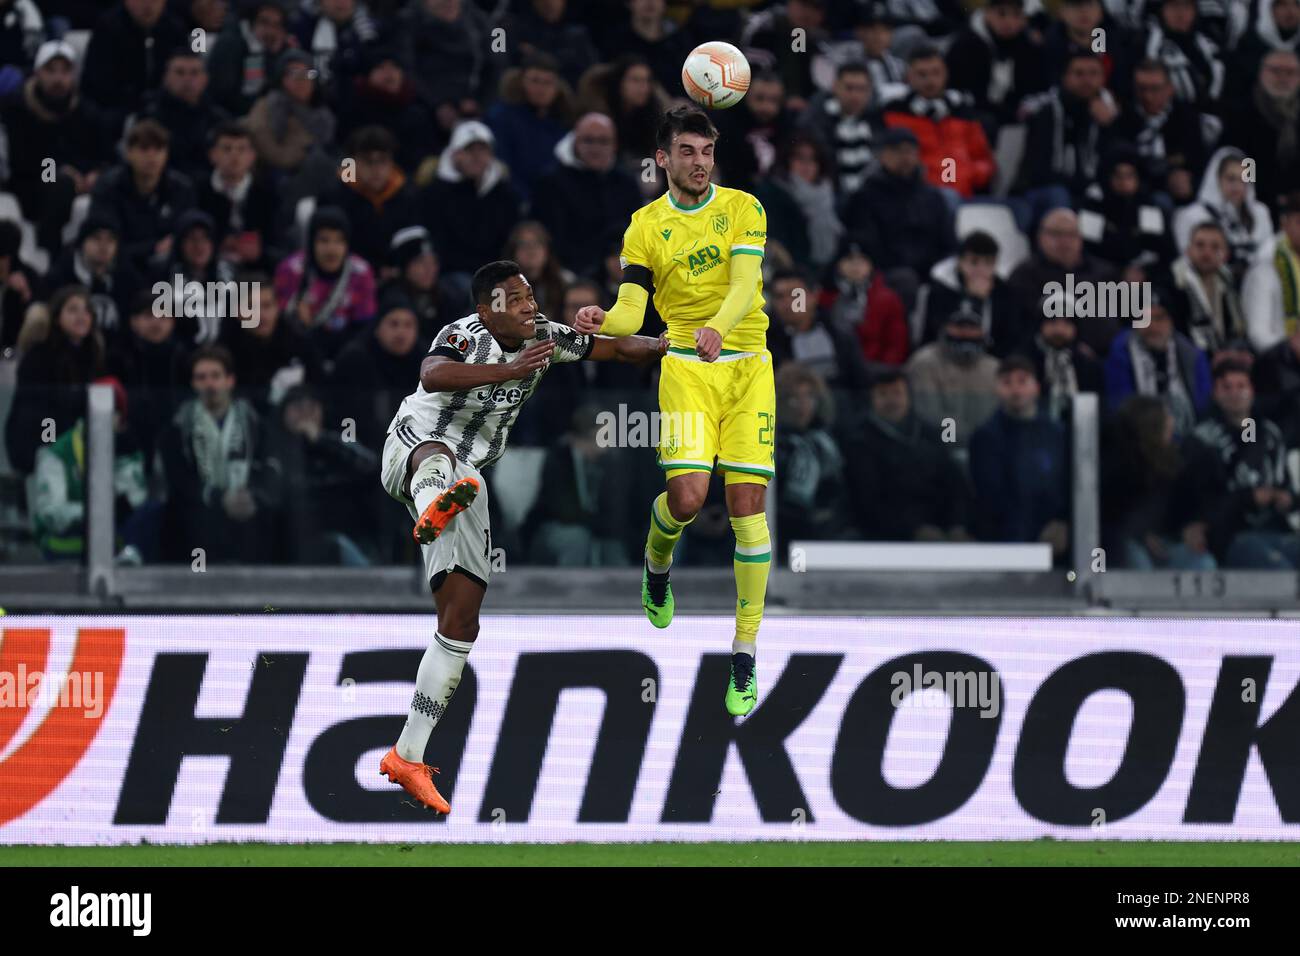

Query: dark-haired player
<box><xmin>574</xmin><ymin>105</ymin><xmax>773</xmax><ymax>717</ymax></box>
<box><xmin>377</xmin><ymin>259</ymin><xmax>665</xmax><ymax>813</ymax></box>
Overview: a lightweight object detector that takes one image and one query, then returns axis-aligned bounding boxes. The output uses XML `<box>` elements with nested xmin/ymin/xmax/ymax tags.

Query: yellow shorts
<box><xmin>657</xmin><ymin>347</ymin><xmax>775</xmax><ymax>484</ymax></box>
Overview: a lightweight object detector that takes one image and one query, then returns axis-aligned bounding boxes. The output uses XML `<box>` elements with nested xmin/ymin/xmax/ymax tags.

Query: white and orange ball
<box><xmin>681</xmin><ymin>41</ymin><xmax>751</xmax><ymax>110</ymax></box>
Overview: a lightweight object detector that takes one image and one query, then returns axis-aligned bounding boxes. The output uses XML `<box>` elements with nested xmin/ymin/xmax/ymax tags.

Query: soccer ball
<box><xmin>681</xmin><ymin>41</ymin><xmax>750</xmax><ymax>110</ymax></box>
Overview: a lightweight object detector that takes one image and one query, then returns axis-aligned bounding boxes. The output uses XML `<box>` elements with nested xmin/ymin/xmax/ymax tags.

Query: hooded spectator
<box><xmin>274</xmin><ymin>205</ymin><xmax>377</xmax><ymax>361</ymax></box>
<box><xmin>530</xmin><ymin>113</ymin><xmax>643</xmax><ymax>278</ymax></box>
<box><xmin>1173</xmin><ymin>146</ymin><xmax>1275</xmax><ymax>279</ymax></box>
<box><xmin>46</xmin><ymin>211</ymin><xmax>142</xmax><ymax>345</ymax></box>
<box><xmin>1232</xmin><ymin>0</ymin><xmax>1300</xmax><ymax>93</ymax></box>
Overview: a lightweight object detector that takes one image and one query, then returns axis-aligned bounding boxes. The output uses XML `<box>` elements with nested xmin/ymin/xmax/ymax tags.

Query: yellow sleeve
<box><xmin>600</xmin><ymin>281</ymin><xmax>648</xmax><ymax>336</ymax></box>
<box><xmin>601</xmin><ymin>216</ymin><xmax>653</xmax><ymax>336</ymax></box>
<box><xmin>705</xmin><ymin>197</ymin><xmax>766</xmax><ymax>338</ymax></box>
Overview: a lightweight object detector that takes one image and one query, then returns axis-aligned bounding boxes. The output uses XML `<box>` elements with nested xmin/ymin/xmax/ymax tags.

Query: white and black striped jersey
<box><xmin>386</xmin><ymin>313</ymin><xmax>592</xmax><ymax>469</ymax></box>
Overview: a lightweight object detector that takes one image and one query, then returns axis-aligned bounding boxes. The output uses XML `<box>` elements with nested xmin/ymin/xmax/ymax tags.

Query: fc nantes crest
<box><xmin>711</xmin><ymin>213</ymin><xmax>728</xmax><ymax>235</ymax></box>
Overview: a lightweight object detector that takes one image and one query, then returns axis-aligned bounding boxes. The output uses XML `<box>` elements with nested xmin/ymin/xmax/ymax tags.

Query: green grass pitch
<box><xmin>2</xmin><ymin>841</ymin><xmax>1297</xmax><ymax>867</ymax></box>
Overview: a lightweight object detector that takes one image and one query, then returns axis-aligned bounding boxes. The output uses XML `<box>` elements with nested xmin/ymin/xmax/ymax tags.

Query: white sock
<box><xmin>645</xmin><ymin>549</ymin><xmax>671</xmax><ymax>575</ymax></box>
<box><xmin>410</xmin><ymin>451</ymin><xmax>454</xmax><ymax>515</ymax></box>
<box><xmin>396</xmin><ymin>632</ymin><xmax>473</xmax><ymax>762</ymax></box>
<box><xmin>732</xmin><ymin>638</ymin><xmax>756</xmax><ymax>658</ymax></box>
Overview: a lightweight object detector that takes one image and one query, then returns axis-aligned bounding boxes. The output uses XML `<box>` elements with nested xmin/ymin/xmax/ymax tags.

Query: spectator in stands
<box><xmin>752</xmin><ymin>133</ymin><xmax>843</xmax><ymax>271</ymax></box>
<box><xmin>399</xmin><ymin>0</ymin><xmax>497</xmax><ymax>117</ymax></box>
<box><xmin>322</xmin><ymin>125</ymin><xmax>420</xmax><ymax>270</ymax></box>
<box><xmin>1025</xmin><ymin>306</ymin><xmax>1104</xmax><ymax>421</ymax></box>
<box><xmin>1078</xmin><ymin>144</ymin><xmax>1177</xmax><ymax>272</ymax></box>
<box><xmin>577</xmin><ymin>55</ymin><xmax>667</xmax><ymax>196</ymax></box>
<box><xmin>30</xmin><ymin>375</ymin><xmax>150</xmax><ymax>562</ymax></box>
<box><xmin>0</xmin><ymin>221</ymin><xmax>39</xmax><ymax>352</ymax></box>
<box><xmin>290</xmin><ymin>0</ymin><xmax>379</xmax><ymax>94</ymax></box>
<box><xmin>905</xmin><ymin>305</ymin><xmax>1000</xmax><ymax>446</ymax></box>
<box><xmin>274</xmin><ymin>205</ymin><xmax>376</xmax><ymax>362</ymax></box>
<box><xmin>219</xmin><ymin>275</ymin><xmax>323</xmax><ymax>412</ymax></box>
<box><xmin>1173</xmin><ymin>146</ymin><xmax>1274</xmax><ymax>280</ymax></box>
<box><xmin>1189</xmin><ymin>360</ymin><xmax>1300</xmax><ymax>568</ymax></box>
<box><xmin>1252</xmin><ymin>298</ymin><xmax>1300</xmax><ymax>447</ymax></box>
<box><xmin>800</xmin><ymin>62</ymin><xmax>881</xmax><ymax>198</ymax></box>
<box><xmin>272</xmin><ymin>381</ymin><xmax>378</xmax><ymax>565</ymax></box>
<box><xmin>881</xmin><ymin>44</ymin><xmax>996</xmax><ymax>201</ymax></box>
<box><xmin>712</xmin><ymin>71</ymin><xmax>792</xmax><ymax>194</ymax></box>
<box><xmin>329</xmin><ymin>288</ymin><xmax>423</xmax><ymax>450</ymax></box>
<box><xmin>246</xmin><ymin>49</ymin><xmax>338</xmax><ymax>174</ymax></box>
<box><xmin>80</xmin><ymin>0</ymin><xmax>188</xmax><ymax>128</ymax></box>
<box><xmin>89</xmin><ymin>119</ymin><xmax>197</xmax><ymax>276</ymax></box>
<box><xmin>945</xmin><ymin>0</ymin><xmax>1048</xmax><ymax>128</ymax></box>
<box><xmin>421</xmin><ymin>120</ymin><xmax>523</xmax><ymax>286</ymax></box>
<box><xmin>841</xmin><ymin>126</ymin><xmax>954</xmax><ymax>313</ymax></box>
<box><xmin>526</xmin><ymin>403</ymin><xmax>640</xmax><ymax>565</ymax></box>
<box><xmin>485</xmin><ymin>53</ymin><xmax>574</xmax><ymax>203</ymax></box>
<box><xmin>1232</xmin><ymin>0</ymin><xmax>1300</xmax><ymax>94</ymax></box>
<box><xmin>767</xmin><ymin>267</ymin><xmax>871</xmax><ymax>388</ymax></box>
<box><xmin>380</xmin><ymin>225</ymin><xmax>462</xmax><ymax>341</ymax></box>
<box><xmin>1104</xmin><ymin>286</ymin><xmax>1210</xmax><ymax>433</ymax></box>
<box><xmin>1243</xmin><ymin>190</ymin><xmax>1300</xmax><ymax>351</ymax></box>
<box><xmin>1114</xmin><ymin>58</ymin><xmax>1211</xmax><ymax>210</ymax></box>
<box><xmin>773</xmin><ymin>361</ymin><xmax>851</xmax><ymax>540</ymax></box>
<box><xmin>1</xmin><ymin>40</ymin><xmax>110</xmax><ymax>255</ymax></box>
<box><xmin>503</xmin><ymin>221</ymin><xmax>573</xmax><ymax>319</ymax></box>
<box><xmin>839</xmin><ymin>3</ymin><xmax>907</xmax><ymax>105</ymax></box>
<box><xmin>741</xmin><ymin>0</ymin><xmax>830</xmax><ymax>108</ymax></box>
<box><xmin>1018</xmin><ymin>52</ymin><xmax>1119</xmax><ymax>219</ymax></box>
<box><xmin>332</xmin><ymin>45</ymin><xmax>438</xmax><ymax>174</ymax></box>
<box><xmin>842</xmin><ymin>366</ymin><xmax>971</xmax><ymax>541</ymax></box>
<box><xmin>154</xmin><ymin>209</ymin><xmax>236</xmax><ymax>348</ymax></box>
<box><xmin>1044</xmin><ymin>0</ymin><xmax>1137</xmax><ymax>96</ymax></box>
<box><xmin>197</xmin><ymin>121</ymin><xmax>284</xmax><ymax>271</ymax></box>
<box><xmin>1221</xmin><ymin>50</ymin><xmax>1300</xmax><ymax>210</ymax></box>
<box><xmin>105</xmin><ymin>289</ymin><xmax>188</xmax><ymax>471</ymax></box>
<box><xmin>917</xmin><ymin>230</ymin><xmax>1023</xmax><ymax>354</ymax></box>
<box><xmin>1101</xmin><ymin>394</ymin><xmax>1216</xmax><ymax>569</ymax></box>
<box><xmin>158</xmin><ymin>344</ymin><xmax>282</xmax><ymax>563</ymax></box>
<box><xmin>209</xmin><ymin>0</ymin><xmax>293</xmax><ymax>116</ymax></box>
<box><xmin>531</xmin><ymin>113</ymin><xmax>643</xmax><ymax>279</ymax></box>
<box><xmin>5</xmin><ymin>285</ymin><xmax>105</xmax><ymax>474</ymax></box>
<box><xmin>969</xmin><ymin>354</ymin><xmax>1070</xmax><ymax>556</ymax></box>
<box><xmin>503</xmin><ymin>0</ymin><xmax>601</xmax><ymax>90</ymax></box>
<box><xmin>140</xmin><ymin>49</ymin><xmax>230</xmax><ymax>185</ymax></box>
<box><xmin>1009</xmin><ymin>209</ymin><xmax>1121</xmax><ymax>357</ymax></box>
<box><xmin>821</xmin><ymin>241</ymin><xmax>908</xmax><ymax>369</ymax></box>
<box><xmin>604</xmin><ymin>0</ymin><xmax>694</xmax><ymax>93</ymax></box>
<box><xmin>1140</xmin><ymin>0</ymin><xmax>1223</xmax><ymax>110</ymax></box>
<box><xmin>1165</xmin><ymin>220</ymin><xmax>1247</xmax><ymax>355</ymax></box>
<box><xmin>46</xmin><ymin>211</ymin><xmax>141</xmax><ymax>344</ymax></box>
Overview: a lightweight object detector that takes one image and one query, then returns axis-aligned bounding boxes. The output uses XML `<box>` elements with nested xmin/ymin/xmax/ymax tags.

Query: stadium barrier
<box><xmin>1</xmin><ymin>614</ymin><xmax>1296</xmax><ymax>844</ymax></box>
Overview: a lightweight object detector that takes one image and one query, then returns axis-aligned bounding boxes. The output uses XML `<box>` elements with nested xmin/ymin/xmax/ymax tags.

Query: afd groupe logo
<box><xmin>50</xmin><ymin>887</ymin><xmax>151</xmax><ymax>936</ymax></box>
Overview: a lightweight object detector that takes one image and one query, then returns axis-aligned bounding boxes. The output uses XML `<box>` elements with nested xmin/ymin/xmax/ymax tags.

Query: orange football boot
<box><xmin>412</xmin><ymin>476</ymin><xmax>480</xmax><ymax>545</ymax></box>
<box><xmin>379</xmin><ymin>746</ymin><xmax>451</xmax><ymax>814</ymax></box>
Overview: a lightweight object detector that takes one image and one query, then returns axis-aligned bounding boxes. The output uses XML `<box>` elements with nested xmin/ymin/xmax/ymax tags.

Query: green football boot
<box><xmin>726</xmin><ymin>653</ymin><xmax>758</xmax><ymax>716</ymax></box>
<box><xmin>642</xmin><ymin>560</ymin><xmax>674</xmax><ymax>628</ymax></box>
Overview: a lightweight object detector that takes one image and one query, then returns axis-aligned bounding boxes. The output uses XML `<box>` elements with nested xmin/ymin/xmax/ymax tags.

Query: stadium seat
<box><xmin>490</xmin><ymin>446</ymin><xmax>547</xmax><ymax>536</ymax></box>
<box><xmin>955</xmin><ymin>203</ymin><xmax>1029</xmax><ymax>278</ymax></box>
<box><xmin>295</xmin><ymin>196</ymin><xmax>316</xmax><ymax>245</ymax></box>
<box><xmin>62</xmin><ymin>193</ymin><xmax>91</xmax><ymax>249</ymax></box>
<box><xmin>990</xmin><ymin>124</ymin><xmax>1027</xmax><ymax>198</ymax></box>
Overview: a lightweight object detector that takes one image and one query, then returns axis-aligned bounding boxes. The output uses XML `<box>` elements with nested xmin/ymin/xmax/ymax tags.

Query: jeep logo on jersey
<box><xmin>447</xmin><ymin>332</ymin><xmax>471</xmax><ymax>354</ymax></box>
<box><xmin>711</xmin><ymin>214</ymin><xmax>728</xmax><ymax>235</ymax></box>
<box><xmin>473</xmin><ymin>385</ymin><xmax>525</xmax><ymax>404</ymax></box>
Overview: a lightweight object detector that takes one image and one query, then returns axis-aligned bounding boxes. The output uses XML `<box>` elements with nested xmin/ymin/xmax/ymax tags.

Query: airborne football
<box><xmin>681</xmin><ymin>41</ymin><xmax>750</xmax><ymax>109</ymax></box>
<box><xmin>0</xmin><ymin>0</ymin><xmax>1295</xmax><ymax>931</ymax></box>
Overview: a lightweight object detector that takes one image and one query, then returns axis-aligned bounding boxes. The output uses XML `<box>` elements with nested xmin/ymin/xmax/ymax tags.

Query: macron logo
<box><xmin>50</xmin><ymin>886</ymin><xmax>151</xmax><ymax>936</ymax></box>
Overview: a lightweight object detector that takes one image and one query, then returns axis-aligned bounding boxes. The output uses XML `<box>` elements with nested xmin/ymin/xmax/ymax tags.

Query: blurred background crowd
<box><xmin>1</xmin><ymin>0</ymin><xmax>1299</xmax><ymax>573</ymax></box>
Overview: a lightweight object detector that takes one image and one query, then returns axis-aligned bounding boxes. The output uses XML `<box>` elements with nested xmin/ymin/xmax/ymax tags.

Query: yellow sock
<box><xmin>645</xmin><ymin>492</ymin><xmax>693</xmax><ymax>571</ymax></box>
<box><xmin>730</xmin><ymin>513</ymin><xmax>770</xmax><ymax>644</ymax></box>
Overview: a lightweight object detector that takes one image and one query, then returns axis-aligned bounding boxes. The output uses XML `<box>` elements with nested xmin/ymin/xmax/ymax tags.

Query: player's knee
<box><xmin>439</xmin><ymin>614</ymin><xmax>479</xmax><ymax>644</ymax></box>
<box><xmin>667</xmin><ymin>483</ymin><xmax>707</xmax><ymax>520</ymax></box>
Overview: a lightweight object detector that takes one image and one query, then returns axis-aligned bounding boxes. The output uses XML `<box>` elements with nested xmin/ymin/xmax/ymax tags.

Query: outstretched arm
<box><xmin>420</xmin><ymin>341</ymin><xmax>554</xmax><ymax>391</ymax></box>
<box><xmin>574</xmin><ymin>266</ymin><xmax>653</xmax><ymax>336</ymax></box>
<box><xmin>587</xmin><ymin>332</ymin><xmax>668</xmax><ymax>366</ymax></box>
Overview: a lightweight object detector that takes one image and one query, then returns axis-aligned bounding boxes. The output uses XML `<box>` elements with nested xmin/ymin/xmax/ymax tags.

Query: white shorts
<box><xmin>381</xmin><ymin>427</ymin><xmax>492</xmax><ymax>591</ymax></box>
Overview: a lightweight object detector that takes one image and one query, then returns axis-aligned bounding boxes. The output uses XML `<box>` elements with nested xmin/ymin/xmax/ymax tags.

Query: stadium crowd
<box><xmin>1</xmin><ymin>0</ymin><xmax>1299</xmax><ymax>572</ymax></box>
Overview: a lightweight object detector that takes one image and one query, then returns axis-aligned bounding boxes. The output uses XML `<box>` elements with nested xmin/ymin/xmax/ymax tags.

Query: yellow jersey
<box><xmin>618</xmin><ymin>183</ymin><xmax>768</xmax><ymax>354</ymax></box>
